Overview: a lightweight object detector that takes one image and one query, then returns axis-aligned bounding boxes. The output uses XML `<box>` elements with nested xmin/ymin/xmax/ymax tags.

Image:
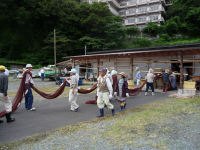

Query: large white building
<box><xmin>82</xmin><ymin>0</ymin><xmax>172</xmax><ymax>29</ymax></box>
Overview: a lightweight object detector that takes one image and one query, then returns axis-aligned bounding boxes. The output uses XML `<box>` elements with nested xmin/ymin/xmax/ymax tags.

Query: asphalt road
<box><xmin>0</xmin><ymin>92</ymin><xmax>169</xmax><ymax>144</ymax></box>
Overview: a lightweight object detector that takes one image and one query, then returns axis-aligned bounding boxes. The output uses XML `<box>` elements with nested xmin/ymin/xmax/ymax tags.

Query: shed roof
<box><xmin>63</xmin><ymin>43</ymin><xmax>200</xmax><ymax>60</ymax></box>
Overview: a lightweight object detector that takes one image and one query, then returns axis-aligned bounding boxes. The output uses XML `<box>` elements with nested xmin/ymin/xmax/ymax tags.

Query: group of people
<box><xmin>0</xmin><ymin>64</ymin><xmax>38</xmax><ymax>123</ymax></box>
<box><xmin>0</xmin><ymin>63</ymin><xmax>177</xmax><ymax>123</ymax></box>
<box><xmin>66</xmin><ymin>68</ymin><xmax>130</xmax><ymax>117</ymax></box>
<box><xmin>135</xmin><ymin>67</ymin><xmax>177</xmax><ymax>96</ymax></box>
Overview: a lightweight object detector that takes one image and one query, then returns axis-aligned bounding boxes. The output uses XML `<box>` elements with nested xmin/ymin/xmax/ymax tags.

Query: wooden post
<box><xmin>114</xmin><ymin>58</ymin><xmax>117</xmax><ymax>71</ymax></box>
<box><xmin>72</xmin><ymin>59</ymin><xmax>75</xmax><ymax>68</ymax></box>
<box><xmin>130</xmin><ymin>57</ymin><xmax>133</xmax><ymax>80</ymax></box>
<box><xmin>86</xmin><ymin>59</ymin><xmax>88</xmax><ymax>80</ymax></box>
<box><xmin>97</xmin><ymin>58</ymin><xmax>100</xmax><ymax>77</ymax></box>
<box><xmin>180</xmin><ymin>52</ymin><xmax>184</xmax><ymax>89</ymax></box>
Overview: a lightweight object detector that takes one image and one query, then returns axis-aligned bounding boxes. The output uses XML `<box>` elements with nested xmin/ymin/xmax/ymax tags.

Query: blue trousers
<box><xmin>145</xmin><ymin>82</ymin><xmax>154</xmax><ymax>92</ymax></box>
<box><xmin>25</xmin><ymin>88</ymin><xmax>34</xmax><ymax>110</ymax></box>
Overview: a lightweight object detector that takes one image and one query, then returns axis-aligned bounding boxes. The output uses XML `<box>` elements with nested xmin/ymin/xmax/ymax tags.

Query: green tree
<box><xmin>142</xmin><ymin>22</ymin><xmax>160</xmax><ymax>37</ymax></box>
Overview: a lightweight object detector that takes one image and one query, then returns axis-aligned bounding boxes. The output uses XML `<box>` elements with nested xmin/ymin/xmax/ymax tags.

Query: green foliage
<box><xmin>126</xmin><ymin>27</ymin><xmax>140</xmax><ymax>37</ymax></box>
<box><xmin>142</xmin><ymin>22</ymin><xmax>160</xmax><ymax>37</ymax></box>
<box><xmin>135</xmin><ymin>38</ymin><xmax>152</xmax><ymax>47</ymax></box>
<box><xmin>166</xmin><ymin>0</ymin><xmax>200</xmax><ymax>36</ymax></box>
<box><xmin>0</xmin><ymin>0</ymin><xmax>126</xmax><ymax>65</ymax></box>
<box><xmin>0</xmin><ymin>0</ymin><xmax>199</xmax><ymax>66</ymax></box>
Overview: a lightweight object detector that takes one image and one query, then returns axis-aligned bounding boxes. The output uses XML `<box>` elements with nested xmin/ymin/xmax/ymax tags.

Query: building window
<box><xmin>119</xmin><ymin>10</ymin><xmax>126</xmax><ymax>15</ymax></box>
<box><xmin>129</xmin><ymin>0</ymin><xmax>137</xmax><ymax>5</ymax></box>
<box><xmin>138</xmin><ymin>0</ymin><xmax>147</xmax><ymax>4</ymax></box>
<box><xmin>150</xmin><ymin>15</ymin><xmax>159</xmax><ymax>21</ymax></box>
<box><xmin>120</xmin><ymin>2</ymin><xmax>127</xmax><ymax>6</ymax></box>
<box><xmin>138</xmin><ymin>7</ymin><xmax>147</xmax><ymax>13</ymax></box>
<box><xmin>138</xmin><ymin>16</ymin><xmax>146</xmax><ymax>22</ymax></box>
<box><xmin>149</xmin><ymin>5</ymin><xmax>159</xmax><ymax>11</ymax></box>
<box><xmin>128</xmin><ymin>8</ymin><xmax>136</xmax><ymax>14</ymax></box>
<box><xmin>127</xmin><ymin>18</ymin><xmax>136</xmax><ymax>23</ymax></box>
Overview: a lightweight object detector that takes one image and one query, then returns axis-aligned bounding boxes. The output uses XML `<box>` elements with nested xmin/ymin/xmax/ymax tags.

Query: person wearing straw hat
<box><xmin>114</xmin><ymin>72</ymin><xmax>129</xmax><ymax>111</ymax></box>
<box><xmin>24</xmin><ymin>64</ymin><xmax>36</xmax><ymax>111</ymax></box>
<box><xmin>66</xmin><ymin>68</ymin><xmax>79</xmax><ymax>112</ymax></box>
<box><xmin>145</xmin><ymin>68</ymin><xmax>155</xmax><ymax>96</ymax></box>
<box><xmin>0</xmin><ymin>65</ymin><xmax>15</xmax><ymax>123</ymax></box>
<box><xmin>97</xmin><ymin>68</ymin><xmax>115</xmax><ymax>117</ymax></box>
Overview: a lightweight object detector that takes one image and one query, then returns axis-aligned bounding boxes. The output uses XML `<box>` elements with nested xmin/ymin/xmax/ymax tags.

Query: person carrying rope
<box><xmin>145</xmin><ymin>68</ymin><xmax>155</xmax><ymax>96</ymax></box>
<box><xmin>24</xmin><ymin>64</ymin><xmax>36</xmax><ymax>111</ymax></box>
<box><xmin>114</xmin><ymin>72</ymin><xmax>129</xmax><ymax>111</ymax></box>
<box><xmin>66</xmin><ymin>69</ymin><xmax>79</xmax><ymax>112</ymax></box>
<box><xmin>97</xmin><ymin>68</ymin><xmax>115</xmax><ymax>117</ymax></box>
<box><xmin>0</xmin><ymin>65</ymin><xmax>15</xmax><ymax>123</ymax></box>
<box><xmin>135</xmin><ymin>67</ymin><xmax>141</xmax><ymax>87</ymax></box>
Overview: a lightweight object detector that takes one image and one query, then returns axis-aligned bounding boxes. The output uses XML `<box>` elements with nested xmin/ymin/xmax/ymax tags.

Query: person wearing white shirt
<box><xmin>40</xmin><ymin>69</ymin><xmax>45</xmax><ymax>81</ymax></box>
<box><xmin>66</xmin><ymin>69</ymin><xmax>79</xmax><ymax>112</ymax></box>
<box><xmin>24</xmin><ymin>64</ymin><xmax>36</xmax><ymax>111</ymax></box>
<box><xmin>97</xmin><ymin>68</ymin><xmax>115</xmax><ymax>117</ymax></box>
<box><xmin>145</xmin><ymin>68</ymin><xmax>155</xmax><ymax>96</ymax></box>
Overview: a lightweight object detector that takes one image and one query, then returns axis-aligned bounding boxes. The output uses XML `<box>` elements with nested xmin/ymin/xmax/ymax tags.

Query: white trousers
<box><xmin>0</xmin><ymin>93</ymin><xmax>12</xmax><ymax>113</ymax></box>
<box><xmin>137</xmin><ymin>79</ymin><xmax>141</xmax><ymax>87</ymax></box>
<box><xmin>97</xmin><ymin>92</ymin><xmax>114</xmax><ymax>109</ymax></box>
<box><xmin>69</xmin><ymin>89</ymin><xmax>79</xmax><ymax>111</ymax></box>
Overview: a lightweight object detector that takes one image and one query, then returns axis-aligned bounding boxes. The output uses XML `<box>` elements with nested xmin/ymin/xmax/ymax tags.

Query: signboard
<box><xmin>184</xmin><ymin>81</ymin><xmax>196</xmax><ymax>89</ymax></box>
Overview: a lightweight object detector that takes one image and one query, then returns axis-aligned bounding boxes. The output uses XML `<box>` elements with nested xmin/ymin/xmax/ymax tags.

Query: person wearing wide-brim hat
<box><xmin>114</xmin><ymin>72</ymin><xmax>129</xmax><ymax>111</ymax></box>
<box><xmin>96</xmin><ymin>68</ymin><xmax>115</xmax><ymax>117</ymax></box>
<box><xmin>24</xmin><ymin>64</ymin><xmax>36</xmax><ymax>111</ymax></box>
<box><xmin>0</xmin><ymin>65</ymin><xmax>15</xmax><ymax>123</ymax></box>
<box><xmin>66</xmin><ymin>68</ymin><xmax>79</xmax><ymax>112</ymax></box>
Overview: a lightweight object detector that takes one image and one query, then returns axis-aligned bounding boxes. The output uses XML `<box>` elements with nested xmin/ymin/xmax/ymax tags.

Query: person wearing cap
<box><xmin>66</xmin><ymin>68</ymin><xmax>79</xmax><ymax>112</ymax></box>
<box><xmin>135</xmin><ymin>67</ymin><xmax>141</xmax><ymax>87</ymax></box>
<box><xmin>24</xmin><ymin>64</ymin><xmax>36</xmax><ymax>111</ymax></box>
<box><xmin>163</xmin><ymin>69</ymin><xmax>170</xmax><ymax>92</ymax></box>
<box><xmin>0</xmin><ymin>65</ymin><xmax>15</xmax><ymax>123</ymax></box>
<box><xmin>114</xmin><ymin>72</ymin><xmax>129</xmax><ymax>111</ymax></box>
<box><xmin>145</xmin><ymin>68</ymin><xmax>155</xmax><ymax>96</ymax></box>
<box><xmin>97</xmin><ymin>68</ymin><xmax>115</xmax><ymax>117</ymax></box>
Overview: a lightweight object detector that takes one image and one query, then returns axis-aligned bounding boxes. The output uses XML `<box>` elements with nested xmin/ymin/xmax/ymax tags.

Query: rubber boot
<box><xmin>97</xmin><ymin>109</ymin><xmax>104</xmax><ymax>117</ymax></box>
<box><xmin>5</xmin><ymin>113</ymin><xmax>15</xmax><ymax>123</ymax></box>
<box><xmin>111</xmin><ymin>109</ymin><xmax>115</xmax><ymax>116</ymax></box>
<box><xmin>0</xmin><ymin>120</ymin><xmax>3</xmax><ymax>124</ymax></box>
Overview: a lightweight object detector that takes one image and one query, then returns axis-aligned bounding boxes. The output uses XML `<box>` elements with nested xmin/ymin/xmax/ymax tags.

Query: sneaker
<box><xmin>70</xmin><ymin>107</ymin><xmax>79</xmax><ymax>112</ymax></box>
<box><xmin>30</xmin><ymin>107</ymin><xmax>36</xmax><ymax>111</ymax></box>
<box><xmin>145</xmin><ymin>92</ymin><xmax>147</xmax><ymax>96</ymax></box>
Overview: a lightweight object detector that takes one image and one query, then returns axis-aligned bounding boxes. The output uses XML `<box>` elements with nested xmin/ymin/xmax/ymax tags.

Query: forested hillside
<box><xmin>0</xmin><ymin>0</ymin><xmax>199</xmax><ymax>65</ymax></box>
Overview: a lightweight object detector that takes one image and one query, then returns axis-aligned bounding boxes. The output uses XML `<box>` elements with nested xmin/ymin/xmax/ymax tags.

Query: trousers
<box><xmin>0</xmin><ymin>93</ymin><xmax>12</xmax><ymax>113</ymax></box>
<box><xmin>69</xmin><ymin>89</ymin><xmax>79</xmax><ymax>111</ymax></box>
<box><xmin>25</xmin><ymin>88</ymin><xmax>34</xmax><ymax>110</ymax></box>
<box><xmin>97</xmin><ymin>92</ymin><xmax>114</xmax><ymax>109</ymax></box>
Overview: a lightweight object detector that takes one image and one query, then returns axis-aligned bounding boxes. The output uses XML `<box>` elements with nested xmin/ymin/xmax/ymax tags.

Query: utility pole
<box><xmin>54</xmin><ymin>29</ymin><xmax>56</xmax><ymax>74</ymax></box>
<box><xmin>84</xmin><ymin>45</ymin><xmax>87</xmax><ymax>55</ymax></box>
